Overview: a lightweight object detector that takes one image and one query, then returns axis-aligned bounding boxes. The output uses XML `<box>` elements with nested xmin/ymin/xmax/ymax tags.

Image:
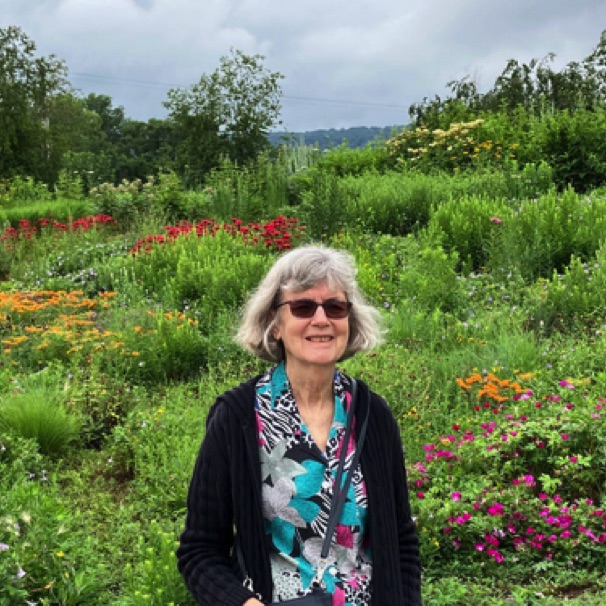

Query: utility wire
<box><xmin>70</xmin><ymin>71</ymin><xmax>405</xmax><ymax>112</ymax></box>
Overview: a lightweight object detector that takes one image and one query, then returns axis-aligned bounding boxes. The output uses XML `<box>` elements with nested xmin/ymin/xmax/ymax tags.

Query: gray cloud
<box><xmin>1</xmin><ymin>0</ymin><xmax>604</xmax><ymax>130</ymax></box>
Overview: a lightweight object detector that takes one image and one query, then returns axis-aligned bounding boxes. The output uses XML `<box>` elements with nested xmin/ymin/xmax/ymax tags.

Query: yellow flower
<box><xmin>56</xmin><ymin>550</ymin><xmax>65</xmax><ymax>558</ymax></box>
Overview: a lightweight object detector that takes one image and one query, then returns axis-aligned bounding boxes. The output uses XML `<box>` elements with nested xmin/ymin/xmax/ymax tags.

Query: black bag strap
<box><xmin>311</xmin><ymin>378</ymin><xmax>369</xmax><ymax>585</ymax></box>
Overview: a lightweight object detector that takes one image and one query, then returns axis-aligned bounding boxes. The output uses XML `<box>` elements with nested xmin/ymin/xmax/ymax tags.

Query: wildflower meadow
<box><xmin>1</xmin><ymin>142</ymin><xmax>606</xmax><ymax>606</ymax></box>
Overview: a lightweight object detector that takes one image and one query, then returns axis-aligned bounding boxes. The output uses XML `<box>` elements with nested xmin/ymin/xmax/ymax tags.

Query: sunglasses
<box><xmin>274</xmin><ymin>298</ymin><xmax>352</xmax><ymax>319</ymax></box>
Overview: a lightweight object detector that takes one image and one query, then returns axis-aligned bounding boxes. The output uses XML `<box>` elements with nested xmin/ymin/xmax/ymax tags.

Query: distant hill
<box><xmin>268</xmin><ymin>125</ymin><xmax>404</xmax><ymax>150</ymax></box>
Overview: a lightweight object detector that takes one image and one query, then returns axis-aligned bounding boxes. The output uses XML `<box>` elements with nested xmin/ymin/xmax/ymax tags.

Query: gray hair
<box><xmin>235</xmin><ymin>245</ymin><xmax>382</xmax><ymax>362</ymax></box>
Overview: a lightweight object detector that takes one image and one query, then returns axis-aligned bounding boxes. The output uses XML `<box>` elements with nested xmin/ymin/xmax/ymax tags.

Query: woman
<box><xmin>177</xmin><ymin>245</ymin><xmax>422</xmax><ymax>605</ymax></box>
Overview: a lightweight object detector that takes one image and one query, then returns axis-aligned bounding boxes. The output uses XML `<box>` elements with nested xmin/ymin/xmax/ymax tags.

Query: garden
<box><xmin>1</xmin><ymin>128</ymin><xmax>606</xmax><ymax>605</ymax></box>
<box><xmin>2</xmin><ymin>22</ymin><xmax>606</xmax><ymax>605</ymax></box>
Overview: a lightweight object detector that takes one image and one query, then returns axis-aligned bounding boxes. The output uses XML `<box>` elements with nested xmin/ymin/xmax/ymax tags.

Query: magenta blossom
<box><xmin>488</xmin><ymin>503</ymin><xmax>505</xmax><ymax>516</ymax></box>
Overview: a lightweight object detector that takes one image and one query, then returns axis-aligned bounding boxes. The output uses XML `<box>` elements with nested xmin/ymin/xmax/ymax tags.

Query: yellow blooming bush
<box><xmin>386</xmin><ymin>118</ymin><xmax>520</xmax><ymax>172</ymax></box>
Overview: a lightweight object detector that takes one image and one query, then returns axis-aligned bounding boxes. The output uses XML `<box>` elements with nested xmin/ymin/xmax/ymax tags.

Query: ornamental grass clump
<box><xmin>0</xmin><ymin>388</ymin><xmax>80</xmax><ymax>456</ymax></box>
<box><xmin>410</xmin><ymin>372</ymin><xmax>606</xmax><ymax>575</ymax></box>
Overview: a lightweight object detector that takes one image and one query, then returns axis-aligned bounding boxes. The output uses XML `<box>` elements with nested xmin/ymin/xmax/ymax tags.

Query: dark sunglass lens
<box><xmin>324</xmin><ymin>300</ymin><xmax>351</xmax><ymax>318</ymax></box>
<box><xmin>289</xmin><ymin>300</ymin><xmax>317</xmax><ymax>318</ymax></box>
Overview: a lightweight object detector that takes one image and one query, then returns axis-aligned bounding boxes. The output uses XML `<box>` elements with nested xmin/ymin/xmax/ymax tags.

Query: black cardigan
<box><xmin>177</xmin><ymin>375</ymin><xmax>422</xmax><ymax>605</ymax></box>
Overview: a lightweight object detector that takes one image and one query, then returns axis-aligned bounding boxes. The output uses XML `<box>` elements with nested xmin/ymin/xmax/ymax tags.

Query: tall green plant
<box><xmin>299</xmin><ymin>171</ymin><xmax>349</xmax><ymax>239</ymax></box>
<box><xmin>0</xmin><ymin>388</ymin><xmax>80</xmax><ymax>455</ymax></box>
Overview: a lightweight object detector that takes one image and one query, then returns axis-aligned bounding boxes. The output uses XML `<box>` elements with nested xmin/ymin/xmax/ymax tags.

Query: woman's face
<box><xmin>273</xmin><ymin>282</ymin><xmax>350</xmax><ymax>373</ymax></box>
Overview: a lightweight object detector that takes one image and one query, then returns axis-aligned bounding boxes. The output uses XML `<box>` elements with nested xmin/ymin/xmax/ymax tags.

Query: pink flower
<box><xmin>451</xmin><ymin>492</ymin><xmax>462</xmax><ymax>501</ymax></box>
<box><xmin>524</xmin><ymin>475</ymin><xmax>536</xmax><ymax>487</ymax></box>
<box><xmin>490</xmin><ymin>217</ymin><xmax>503</xmax><ymax>224</ymax></box>
<box><xmin>488</xmin><ymin>503</ymin><xmax>505</xmax><ymax>516</ymax></box>
<box><xmin>416</xmin><ymin>492</ymin><xmax>425</xmax><ymax>499</ymax></box>
<box><xmin>487</xmin><ymin>547</ymin><xmax>504</xmax><ymax>562</ymax></box>
<box><xmin>569</xmin><ymin>456</ymin><xmax>578</xmax><ymax>463</ymax></box>
<box><xmin>560</xmin><ymin>434</ymin><xmax>570</xmax><ymax>440</ymax></box>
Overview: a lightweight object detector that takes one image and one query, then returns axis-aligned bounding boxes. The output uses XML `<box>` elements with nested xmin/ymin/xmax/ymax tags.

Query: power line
<box><xmin>70</xmin><ymin>71</ymin><xmax>406</xmax><ymax>112</ymax></box>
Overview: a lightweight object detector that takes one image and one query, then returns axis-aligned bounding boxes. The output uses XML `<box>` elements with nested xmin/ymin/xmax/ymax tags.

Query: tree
<box><xmin>46</xmin><ymin>93</ymin><xmax>104</xmax><ymax>186</ymax></box>
<box><xmin>408</xmin><ymin>29</ymin><xmax>606</xmax><ymax>127</ymax></box>
<box><xmin>0</xmin><ymin>25</ymin><xmax>68</xmax><ymax>181</ymax></box>
<box><xmin>164</xmin><ymin>49</ymin><xmax>283</xmax><ymax>184</ymax></box>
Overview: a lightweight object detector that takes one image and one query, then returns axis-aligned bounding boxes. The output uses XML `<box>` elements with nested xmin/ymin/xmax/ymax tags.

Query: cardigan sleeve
<box><xmin>176</xmin><ymin>402</ymin><xmax>257</xmax><ymax>606</ymax></box>
<box><xmin>391</xmin><ymin>415</ymin><xmax>423</xmax><ymax>606</ymax></box>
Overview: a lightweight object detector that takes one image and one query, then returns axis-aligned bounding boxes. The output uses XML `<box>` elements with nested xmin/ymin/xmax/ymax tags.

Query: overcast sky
<box><xmin>2</xmin><ymin>1</ymin><xmax>605</xmax><ymax>132</ymax></box>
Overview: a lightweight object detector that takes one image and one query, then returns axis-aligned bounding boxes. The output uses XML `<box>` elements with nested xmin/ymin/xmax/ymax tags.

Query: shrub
<box><xmin>528</xmin><ymin>245</ymin><xmax>606</xmax><ymax>333</ymax></box>
<box><xmin>0</xmin><ymin>176</ymin><xmax>52</xmax><ymax>207</ymax></box>
<box><xmin>299</xmin><ymin>171</ymin><xmax>350</xmax><ymax>239</ymax></box>
<box><xmin>491</xmin><ymin>189</ymin><xmax>606</xmax><ymax>281</ymax></box>
<box><xmin>428</xmin><ymin>196</ymin><xmax>513</xmax><ymax>271</ymax></box>
<box><xmin>116</xmin><ymin>224</ymin><xmax>278</xmax><ymax>313</ymax></box>
<box><xmin>312</xmin><ymin>143</ymin><xmax>391</xmax><ymax>177</ymax></box>
<box><xmin>341</xmin><ymin>172</ymin><xmax>437</xmax><ymax>235</ymax></box>
<box><xmin>539</xmin><ymin>109</ymin><xmax>606</xmax><ymax>193</ymax></box>
<box><xmin>101</xmin><ymin>307</ymin><xmax>209</xmax><ymax>384</ymax></box>
<box><xmin>410</xmin><ymin>372</ymin><xmax>606</xmax><ymax>576</ymax></box>
<box><xmin>90</xmin><ymin>179</ymin><xmax>147</xmax><ymax>226</ymax></box>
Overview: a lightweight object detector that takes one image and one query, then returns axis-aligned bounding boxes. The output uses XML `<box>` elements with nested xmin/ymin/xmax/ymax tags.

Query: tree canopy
<box><xmin>0</xmin><ymin>25</ymin><xmax>68</xmax><ymax>181</ymax></box>
<box><xmin>164</xmin><ymin>49</ymin><xmax>283</xmax><ymax>185</ymax></box>
<box><xmin>409</xmin><ymin>29</ymin><xmax>606</xmax><ymax>128</ymax></box>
